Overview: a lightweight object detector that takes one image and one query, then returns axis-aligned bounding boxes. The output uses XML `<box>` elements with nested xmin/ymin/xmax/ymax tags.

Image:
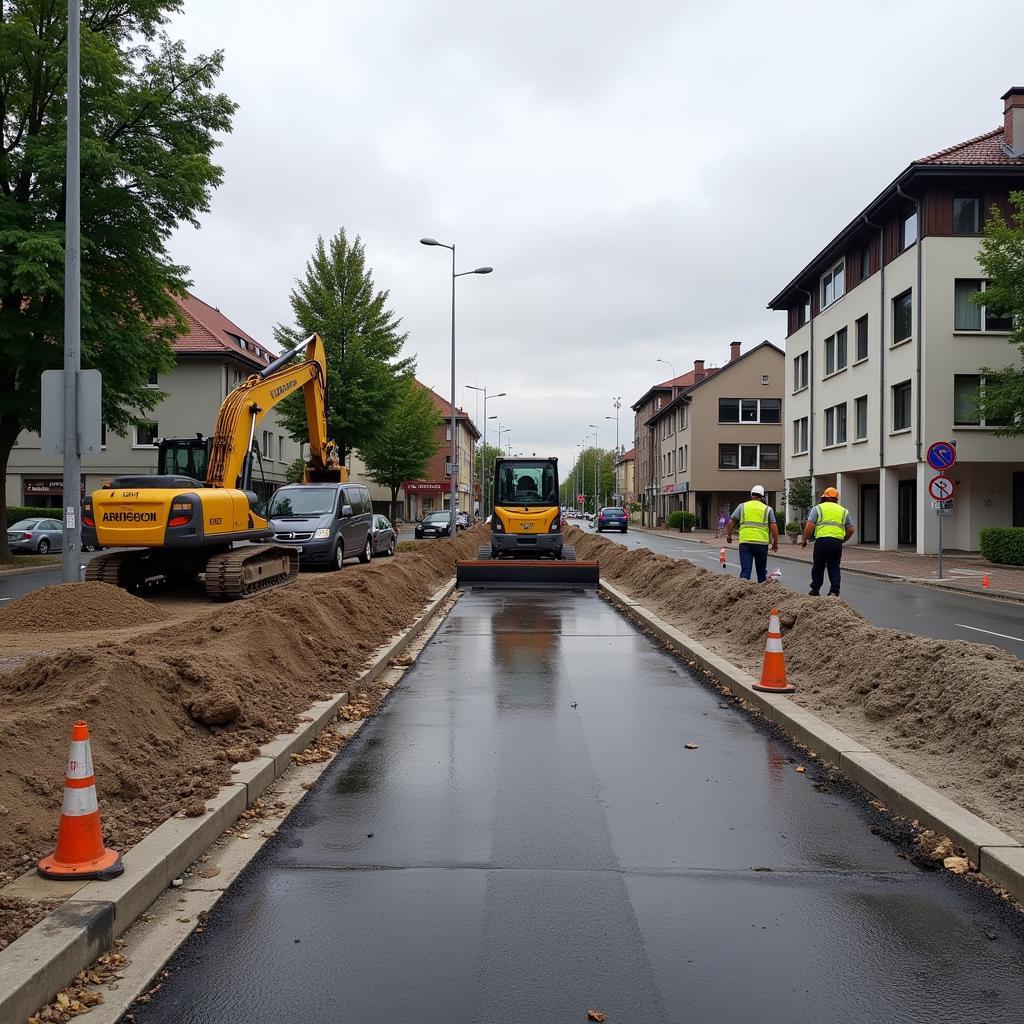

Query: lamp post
<box><xmin>656</xmin><ymin>357</ymin><xmax>676</xmax><ymax>383</ymax></box>
<box><xmin>420</xmin><ymin>238</ymin><xmax>492</xmax><ymax>522</ymax></box>
<box><xmin>606</xmin><ymin>395</ymin><xmax>621</xmax><ymax>504</ymax></box>
<box><xmin>588</xmin><ymin>424</ymin><xmax>599</xmax><ymax>516</ymax></box>
<box><xmin>466</xmin><ymin>385</ymin><xmax>505</xmax><ymax>517</ymax></box>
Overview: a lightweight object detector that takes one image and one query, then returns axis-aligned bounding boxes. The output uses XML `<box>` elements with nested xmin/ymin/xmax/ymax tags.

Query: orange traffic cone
<box><xmin>38</xmin><ymin>721</ymin><xmax>123</xmax><ymax>880</ymax></box>
<box><xmin>720</xmin><ymin>546</ymin><xmax>727</xmax><ymax>569</ymax></box>
<box><xmin>982</xmin><ymin>575</ymin><xmax>990</xmax><ymax>589</ymax></box>
<box><xmin>753</xmin><ymin>609</ymin><xmax>796</xmax><ymax>694</ymax></box>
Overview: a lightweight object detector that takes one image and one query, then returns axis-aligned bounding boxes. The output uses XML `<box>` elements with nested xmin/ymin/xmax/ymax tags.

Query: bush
<box><xmin>785</xmin><ymin>522</ymin><xmax>802</xmax><ymax>536</ymax></box>
<box><xmin>667</xmin><ymin>510</ymin><xmax>695</xmax><ymax>531</ymax></box>
<box><xmin>979</xmin><ymin>527</ymin><xmax>1024</xmax><ymax>566</ymax></box>
<box><xmin>5</xmin><ymin>505</ymin><xmax>54</xmax><ymax>525</ymax></box>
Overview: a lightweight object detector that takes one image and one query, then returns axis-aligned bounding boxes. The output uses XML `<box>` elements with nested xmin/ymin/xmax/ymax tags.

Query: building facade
<box><xmin>615</xmin><ymin>448</ymin><xmax>635</xmax><ymax>507</ymax></box>
<box><xmin>400</xmin><ymin>385</ymin><xmax>479</xmax><ymax>520</ymax></box>
<box><xmin>6</xmin><ymin>293</ymin><xmax>300</xmax><ymax>509</ymax></box>
<box><xmin>645</xmin><ymin>342</ymin><xmax>785</xmax><ymax>527</ymax></box>
<box><xmin>769</xmin><ymin>88</ymin><xmax>1024</xmax><ymax>553</ymax></box>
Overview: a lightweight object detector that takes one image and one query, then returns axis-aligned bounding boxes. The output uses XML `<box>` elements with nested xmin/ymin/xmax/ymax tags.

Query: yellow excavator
<box><xmin>84</xmin><ymin>334</ymin><xmax>346</xmax><ymax>599</ymax></box>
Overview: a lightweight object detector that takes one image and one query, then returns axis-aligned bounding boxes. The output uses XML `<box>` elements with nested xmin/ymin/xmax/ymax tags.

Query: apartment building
<box><xmin>399</xmin><ymin>384</ymin><xmax>479</xmax><ymax>520</ymax></box>
<box><xmin>6</xmin><ymin>293</ymin><xmax>299</xmax><ymax>507</ymax></box>
<box><xmin>645</xmin><ymin>342</ymin><xmax>785</xmax><ymax>526</ymax></box>
<box><xmin>615</xmin><ymin>448</ymin><xmax>635</xmax><ymax>506</ymax></box>
<box><xmin>632</xmin><ymin>363</ymin><xmax>721</xmax><ymax>526</ymax></box>
<box><xmin>768</xmin><ymin>87</ymin><xmax>1024</xmax><ymax>553</ymax></box>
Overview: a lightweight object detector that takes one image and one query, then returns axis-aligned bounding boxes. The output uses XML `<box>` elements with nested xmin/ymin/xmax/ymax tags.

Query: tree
<box><xmin>275</xmin><ymin>229</ymin><xmax>413</xmax><ymax>461</ymax></box>
<box><xmin>786</xmin><ymin>477</ymin><xmax>813</xmax><ymax>522</ymax></box>
<box><xmin>0</xmin><ymin>2</ymin><xmax>236</xmax><ymax>557</ymax></box>
<box><xmin>474</xmin><ymin>442</ymin><xmax>502</xmax><ymax>510</ymax></box>
<box><xmin>560</xmin><ymin>447</ymin><xmax>614</xmax><ymax>511</ymax></box>
<box><xmin>284</xmin><ymin>457</ymin><xmax>307</xmax><ymax>484</ymax></box>
<box><xmin>971</xmin><ymin>191</ymin><xmax>1024</xmax><ymax>434</ymax></box>
<box><xmin>357</xmin><ymin>377</ymin><xmax>439</xmax><ymax>520</ymax></box>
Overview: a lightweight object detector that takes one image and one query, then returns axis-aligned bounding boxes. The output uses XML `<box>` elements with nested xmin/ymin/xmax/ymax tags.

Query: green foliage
<box><xmin>275</xmin><ymin>229</ymin><xmax>413</xmax><ymax>460</ymax></box>
<box><xmin>667</xmin><ymin>510</ymin><xmax>694</xmax><ymax>531</ymax></box>
<box><xmin>284</xmin><ymin>457</ymin><xmax>307</xmax><ymax>484</ymax></box>
<box><xmin>970</xmin><ymin>192</ymin><xmax>1024</xmax><ymax>434</ymax></box>
<box><xmin>475</xmin><ymin>442</ymin><xmax>503</xmax><ymax>510</ymax></box>
<box><xmin>787</xmin><ymin>476</ymin><xmax>813</xmax><ymax>519</ymax></box>
<box><xmin>979</xmin><ymin>527</ymin><xmax>1024</xmax><ymax>566</ymax></box>
<box><xmin>628</xmin><ymin>501</ymin><xmax>641</xmax><ymax>514</ymax></box>
<box><xmin>396</xmin><ymin>540</ymin><xmax>418</xmax><ymax>553</ymax></box>
<box><xmin>5</xmin><ymin>505</ymin><xmax>54</xmax><ymax>524</ymax></box>
<box><xmin>559</xmin><ymin>446</ymin><xmax>615</xmax><ymax>510</ymax></box>
<box><xmin>785</xmin><ymin>522</ymin><xmax>803</xmax><ymax>537</ymax></box>
<box><xmin>0</xmin><ymin>1</ymin><xmax>236</xmax><ymax>554</ymax></box>
<box><xmin>357</xmin><ymin>377</ymin><xmax>440</xmax><ymax>518</ymax></box>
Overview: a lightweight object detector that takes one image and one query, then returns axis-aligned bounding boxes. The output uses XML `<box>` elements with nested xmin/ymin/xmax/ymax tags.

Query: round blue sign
<box><xmin>926</xmin><ymin>441</ymin><xmax>956</xmax><ymax>471</ymax></box>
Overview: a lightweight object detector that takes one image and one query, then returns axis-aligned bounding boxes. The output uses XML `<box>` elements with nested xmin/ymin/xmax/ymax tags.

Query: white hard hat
<box><xmin>750</xmin><ymin>484</ymin><xmax>765</xmax><ymax>497</ymax></box>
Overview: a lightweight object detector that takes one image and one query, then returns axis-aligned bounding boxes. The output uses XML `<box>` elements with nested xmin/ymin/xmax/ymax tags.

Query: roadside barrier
<box><xmin>37</xmin><ymin>720</ymin><xmax>124</xmax><ymax>880</ymax></box>
<box><xmin>752</xmin><ymin>608</ymin><xmax>796</xmax><ymax>694</ymax></box>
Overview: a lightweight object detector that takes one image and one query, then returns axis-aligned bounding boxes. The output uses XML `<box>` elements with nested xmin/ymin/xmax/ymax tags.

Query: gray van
<box><xmin>267</xmin><ymin>483</ymin><xmax>374</xmax><ymax>570</ymax></box>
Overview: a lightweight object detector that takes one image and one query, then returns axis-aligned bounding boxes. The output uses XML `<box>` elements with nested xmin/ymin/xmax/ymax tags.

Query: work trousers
<box><xmin>810</xmin><ymin>537</ymin><xmax>844</xmax><ymax>596</ymax></box>
<box><xmin>738</xmin><ymin>542</ymin><xmax>768</xmax><ymax>583</ymax></box>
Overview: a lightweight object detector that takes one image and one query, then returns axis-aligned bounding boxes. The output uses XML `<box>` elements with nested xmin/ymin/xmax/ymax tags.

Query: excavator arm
<box><xmin>205</xmin><ymin>334</ymin><xmax>343</xmax><ymax>490</ymax></box>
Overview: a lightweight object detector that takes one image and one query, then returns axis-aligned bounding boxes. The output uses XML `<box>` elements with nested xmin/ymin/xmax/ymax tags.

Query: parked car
<box><xmin>370</xmin><ymin>514</ymin><xmax>397</xmax><ymax>557</ymax></box>
<box><xmin>267</xmin><ymin>482</ymin><xmax>374</xmax><ymax>570</ymax></box>
<box><xmin>415</xmin><ymin>511</ymin><xmax>453</xmax><ymax>539</ymax></box>
<box><xmin>596</xmin><ymin>507</ymin><xmax>628</xmax><ymax>533</ymax></box>
<box><xmin>6</xmin><ymin>517</ymin><xmax>63</xmax><ymax>554</ymax></box>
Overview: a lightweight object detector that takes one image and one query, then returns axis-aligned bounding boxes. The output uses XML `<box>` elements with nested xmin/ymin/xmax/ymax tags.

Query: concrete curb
<box><xmin>0</xmin><ymin>579</ymin><xmax>457</xmax><ymax>1024</ymax></box>
<box><xmin>623</xmin><ymin>525</ymin><xmax>1024</xmax><ymax>603</ymax></box>
<box><xmin>600</xmin><ymin>580</ymin><xmax>1024</xmax><ymax>897</ymax></box>
<box><xmin>0</xmin><ymin>560</ymin><xmax>62</xmax><ymax>578</ymax></box>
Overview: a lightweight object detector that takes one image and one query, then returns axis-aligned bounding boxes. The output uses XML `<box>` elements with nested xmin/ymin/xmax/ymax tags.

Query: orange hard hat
<box><xmin>821</xmin><ymin>486</ymin><xmax>839</xmax><ymax>498</ymax></box>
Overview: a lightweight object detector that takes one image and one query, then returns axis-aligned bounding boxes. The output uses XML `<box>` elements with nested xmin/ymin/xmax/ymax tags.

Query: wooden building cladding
<box><xmin>784</xmin><ymin>179</ymin><xmax>1023</xmax><ymax>337</ymax></box>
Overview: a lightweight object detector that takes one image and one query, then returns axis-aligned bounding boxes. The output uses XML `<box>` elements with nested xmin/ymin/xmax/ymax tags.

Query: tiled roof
<box><xmin>172</xmin><ymin>292</ymin><xmax>272</xmax><ymax>367</ymax></box>
<box><xmin>617</xmin><ymin>448</ymin><xmax>635</xmax><ymax>462</ymax></box>
<box><xmin>915</xmin><ymin>126</ymin><xmax>1021</xmax><ymax>166</ymax></box>
<box><xmin>418</xmin><ymin>381</ymin><xmax>481</xmax><ymax>439</ymax></box>
<box><xmin>656</xmin><ymin>367</ymin><xmax>721</xmax><ymax>390</ymax></box>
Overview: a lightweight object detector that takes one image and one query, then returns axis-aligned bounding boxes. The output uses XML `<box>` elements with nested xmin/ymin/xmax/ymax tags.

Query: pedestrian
<box><xmin>725</xmin><ymin>485</ymin><xmax>779</xmax><ymax>583</ymax></box>
<box><xmin>801</xmin><ymin>486</ymin><xmax>855</xmax><ymax>596</ymax></box>
<box><xmin>715</xmin><ymin>507</ymin><xmax>728</xmax><ymax>538</ymax></box>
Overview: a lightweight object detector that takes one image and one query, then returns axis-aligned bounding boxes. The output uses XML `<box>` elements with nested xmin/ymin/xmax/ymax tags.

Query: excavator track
<box><xmin>204</xmin><ymin>544</ymin><xmax>298</xmax><ymax>601</ymax></box>
<box><xmin>83</xmin><ymin>550</ymin><xmax>151</xmax><ymax>592</ymax></box>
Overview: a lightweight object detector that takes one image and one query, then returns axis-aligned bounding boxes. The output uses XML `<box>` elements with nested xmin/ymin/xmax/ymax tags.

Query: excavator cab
<box><xmin>157</xmin><ymin>435</ymin><xmax>211</xmax><ymax>484</ymax></box>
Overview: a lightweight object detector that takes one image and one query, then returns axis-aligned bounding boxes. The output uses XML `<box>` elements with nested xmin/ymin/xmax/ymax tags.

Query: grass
<box><xmin>396</xmin><ymin>541</ymin><xmax>419</xmax><ymax>553</ymax></box>
<box><xmin>0</xmin><ymin>553</ymin><xmax>62</xmax><ymax>572</ymax></box>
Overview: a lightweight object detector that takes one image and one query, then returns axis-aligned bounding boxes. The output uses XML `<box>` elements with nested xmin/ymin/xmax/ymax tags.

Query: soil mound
<box><xmin>568</xmin><ymin>526</ymin><xmax>1024</xmax><ymax>840</ymax></box>
<box><xmin>0</xmin><ymin>582</ymin><xmax>165</xmax><ymax>633</ymax></box>
<box><xmin>0</xmin><ymin>528</ymin><xmax>481</xmax><ymax>879</ymax></box>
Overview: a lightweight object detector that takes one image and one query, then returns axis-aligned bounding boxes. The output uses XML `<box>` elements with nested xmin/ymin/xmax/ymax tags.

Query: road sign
<box><xmin>931</xmin><ymin>500</ymin><xmax>953</xmax><ymax>515</ymax></box>
<box><xmin>926</xmin><ymin>441</ymin><xmax>957</xmax><ymax>471</ymax></box>
<box><xmin>577</xmin><ymin>494</ymin><xmax>585</xmax><ymax>504</ymax></box>
<box><xmin>928</xmin><ymin>475</ymin><xmax>956</xmax><ymax>501</ymax></box>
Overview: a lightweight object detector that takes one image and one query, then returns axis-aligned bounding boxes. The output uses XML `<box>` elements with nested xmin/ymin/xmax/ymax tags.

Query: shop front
<box><xmin>402</xmin><ymin>480</ymin><xmax>446</xmax><ymax>521</ymax></box>
<box><xmin>22</xmin><ymin>478</ymin><xmax>86</xmax><ymax>509</ymax></box>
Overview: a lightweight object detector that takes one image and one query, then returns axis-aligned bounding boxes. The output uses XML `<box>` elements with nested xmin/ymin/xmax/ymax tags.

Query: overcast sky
<box><xmin>168</xmin><ymin>0</ymin><xmax>1023</xmax><ymax>471</ymax></box>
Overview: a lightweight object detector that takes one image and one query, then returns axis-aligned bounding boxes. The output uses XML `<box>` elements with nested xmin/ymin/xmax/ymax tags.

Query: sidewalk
<box><xmin>629</xmin><ymin>525</ymin><xmax>1024</xmax><ymax>602</ymax></box>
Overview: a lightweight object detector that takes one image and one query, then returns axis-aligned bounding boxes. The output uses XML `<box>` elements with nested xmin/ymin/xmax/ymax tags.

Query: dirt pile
<box><xmin>569</xmin><ymin>527</ymin><xmax>1024</xmax><ymax>839</ymax></box>
<box><xmin>0</xmin><ymin>582</ymin><xmax>165</xmax><ymax>633</ymax></box>
<box><xmin>0</xmin><ymin>529</ymin><xmax>481</xmax><ymax>879</ymax></box>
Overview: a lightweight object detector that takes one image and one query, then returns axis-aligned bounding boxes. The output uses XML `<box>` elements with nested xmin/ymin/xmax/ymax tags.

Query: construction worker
<box><xmin>801</xmin><ymin>486</ymin><xmax>855</xmax><ymax>596</ymax></box>
<box><xmin>725</xmin><ymin>485</ymin><xmax>779</xmax><ymax>583</ymax></box>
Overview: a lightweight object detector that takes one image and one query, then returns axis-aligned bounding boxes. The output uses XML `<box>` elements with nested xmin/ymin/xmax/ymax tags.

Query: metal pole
<box><xmin>62</xmin><ymin>0</ymin><xmax>81</xmax><ymax>583</ymax></box>
<box><xmin>937</xmin><ymin>507</ymin><xmax>944</xmax><ymax>580</ymax></box>
<box><xmin>481</xmin><ymin>387</ymin><xmax>486</xmax><ymax>516</ymax></box>
<box><xmin>449</xmin><ymin>246</ymin><xmax>457</xmax><ymax>523</ymax></box>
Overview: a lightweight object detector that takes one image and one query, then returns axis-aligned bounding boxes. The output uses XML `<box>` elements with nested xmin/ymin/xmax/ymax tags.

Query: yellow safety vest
<box><xmin>737</xmin><ymin>500</ymin><xmax>770</xmax><ymax>544</ymax></box>
<box><xmin>813</xmin><ymin>502</ymin><xmax>848</xmax><ymax>540</ymax></box>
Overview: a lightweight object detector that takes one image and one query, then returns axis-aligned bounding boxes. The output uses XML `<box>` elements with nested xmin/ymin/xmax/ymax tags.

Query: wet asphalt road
<box><xmin>133</xmin><ymin>589</ymin><xmax>1024</xmax><ymax>1023</ymax></box>
<box><xmin>586</xmin><ymin>524</ymin><xmax>1024</xmax><ymax>658</ymax></box>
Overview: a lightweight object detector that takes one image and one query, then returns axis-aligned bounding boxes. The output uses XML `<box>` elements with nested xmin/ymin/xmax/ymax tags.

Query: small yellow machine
<box><xmin>458</xmin><ymin>456</ymin><xmax>598</xmax><ymax>587</ymax></box>
<box><xmin>85</xmin><ymin>334</ymin><xmax>345</xmax><ymax>599</ymax></box>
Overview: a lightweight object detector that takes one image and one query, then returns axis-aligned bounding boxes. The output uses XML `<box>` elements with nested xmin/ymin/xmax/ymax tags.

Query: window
<box><xmin>899</xmin><ymin>206</ymin><xmax>918</xmax><ymax>250</ymax></box>
<box><xmin>793</xmin><ymin>417</ymin><xmax>809</xmax><ymax>455</ymax></box>
<box><xmin>953</xmin><ymin>195</ymin><xmax>981</xmax><ymax>235</ymax></box>
<box><xmin>720</xmin><ymin>398</ymin><xmax>779</xmax><ymax>423</ymax></box>
<box><xmin>761</xmin><ymin>374</ymin><xmax>769</xmax><ymax>385</ymax></box>
<box><xmin>793</xmin><ymin>352</ymin><xmax>809</xmax><ymax>392</ymax></box>
<box><xmin>821</xmin><ymin>258</ymin><xmax>845</xmax><ymax>308</ymax></box>
<box><xmin>100</xmin><ymin>423</ymin><xmax>107</xmax><ymax>448</ymax></box>
<box><xmin>445</xmin><ymin>424</ymin><xmax>452</xmax><ymax>441</ymax></box>
<box><xmin>953</xmin><ymin>375</ymin><xmax>1010</xmax><ymax>427</ymax></box>
<box><xmin>893</xmin><ymin>290</ymin><xmax>912</xmax><ymax>344</ymax></box>
<box><xmin>278</xmin><ymin>435</ymin><xmax>284</xmax><ymax>461</ymax></box>
<box><xmin>796</xmin><ymin>297</ymin><xmax>810</xmax><ymax>328</ymax></box>
<box><xmin>445</xmin><ymin>458</ymin><xmax>453</xmax><ymax>477</ymax></box>
<box><xmin>719</xmin><ymin>443</ymin><xmax>778</xmax><ymax>470</ymax></box>
<box><xmin>855</xmin><ymin>396</ymin><xmax>868</xmax><ymax>440</ymax></box>
<box><xmin>261</xmin><ymin>430</ymin><xmax>271</xmax><ymax>458</ymax></box>
<box><xmin>679</xmin><ymin>405</ymin><xmax>688</xmax><ymax>430</ymax></box>
<box><xmin>146</xmin><ymin>369</ymin><xmax>159</xmax><ymax>387</ymax></box>
<box><xmin>134</xmin><ymin>421</ymin><xmax>158</xmax><ymax>447</ymax></box>
<box><xmin>679</xmin><ymin>445</ymin><xmax>687</xmax><ymax>472</ymax></box>
<box><xmin>892</xmin><ymin>380</ymin><xmax>912</xmax><ymax>432</ymax></box>
<box><xmin>859</xmin><ymin>242</ymin><xmax>871</xmax><ymax>280</ymax></box>
<box><xmin>954</xmin><ymin>279</ymin><xmax>1013</xmax><ymax>332</ymax></box>
<box><xmin>824</xmin><ymin>328</ymin><xmax>848</xmax><ymax>376</ymax></box>
<box><xmin>855</xmin><ymin>315</ymin><xmax>869</xmax><ymax>362</ymax></box>
<box><xmin>824</xmin><ymin>403</ymin><xmax>847</xmax><ymax>446</ymax></box>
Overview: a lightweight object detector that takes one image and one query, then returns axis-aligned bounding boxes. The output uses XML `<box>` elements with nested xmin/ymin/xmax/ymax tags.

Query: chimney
<box><xmin>693</xmin><ymin>359</ymin><xmax>706</xmax><ymax>382</ymax></box>
<box><xmin>730</xmin><ymin>341</ymin><xmax>741</xmax><ymax>362</ymax></box>
<box><xmin>1003</xmin><ymin>87</ymin><xmax>1024</xmax><ymax>157</ymax></box>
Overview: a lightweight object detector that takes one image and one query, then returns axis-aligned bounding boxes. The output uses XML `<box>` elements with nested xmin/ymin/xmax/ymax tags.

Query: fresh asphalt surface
<box><xmin>133</xmin><ymin>588</ymin><xmax>1024</xmax><ymax>1023</ymax></box>
<box><xmin>583</xmin><ymin>522</ymin><xmax>1024</xmax><ymax>658</ymax></box>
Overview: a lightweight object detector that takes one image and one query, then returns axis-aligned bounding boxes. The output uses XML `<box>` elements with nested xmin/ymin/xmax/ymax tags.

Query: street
<box><xmin>583</xmin><ymin>524</ymin><xmax>1024</xmax><ymax>658</ymax></box>
<box><xmin>132</xmin><ymin>588</ymin><xmax>1024</xmax><ymax>1023</ymax></box>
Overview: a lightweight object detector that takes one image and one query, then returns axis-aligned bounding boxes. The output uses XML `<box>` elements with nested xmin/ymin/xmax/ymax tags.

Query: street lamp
<box><xmin>656</xmin><ymin>357</ymin><xmax>676</xmax><ymax>383</ymax></box>
<box><xmin>588</xmin><ymin>424</ymin><xmax>599</xmax><ymax>515</ymax></box>
<box><xmin>606</xmin><ymin>395</ymin><xmax>621</xmax><ymax>503</ymax></box>
<box><xmin>420</xmin><ymin>237</ymin><xmax>493</xmax><ymax>521</ymax></box>
<box><xmin>466</xmin><ymin>385</ymin><xmax>506</xmax><ymax>516</ymax></box>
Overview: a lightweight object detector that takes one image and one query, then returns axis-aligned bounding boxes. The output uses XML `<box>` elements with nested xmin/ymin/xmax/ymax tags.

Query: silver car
<box><xmin>7</xmin><ymin>517</ymin><xmax>63</xmax><ymax>554</ymax></box>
